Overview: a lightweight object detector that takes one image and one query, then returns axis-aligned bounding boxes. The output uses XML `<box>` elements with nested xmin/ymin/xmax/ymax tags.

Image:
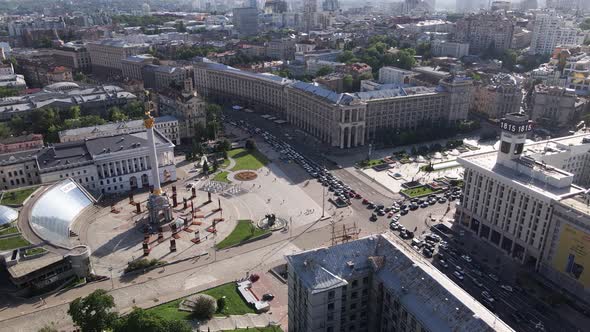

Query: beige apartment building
<box><xmin>157</xmin><ymin>89</ymin><xmax>207</xmax><ymax>142</ymax></box>
<box><xmin>531</xmin><ymin>85</ymin><xmax>584</xmax><ymax>129</ymax></box>
<box><xmin>86</xmin><ymin>39</ymin><xmax>147</xmax><ymax>76</ymax></box>
<box><xmin>473</xmin><ymin>73</ymin><xmax>523</xmax><ymax>119</ymax></box>
<box><xmin>193</xmin><ymin>59</ymin><xmax>473</xmax><ymax>149</ymax></box>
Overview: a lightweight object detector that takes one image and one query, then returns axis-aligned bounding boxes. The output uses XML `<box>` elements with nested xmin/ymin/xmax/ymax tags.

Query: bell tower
<box><xmin>497</xmin><ymin>112</ymin><xmax>533</xmax><ymax>167</ymax></box>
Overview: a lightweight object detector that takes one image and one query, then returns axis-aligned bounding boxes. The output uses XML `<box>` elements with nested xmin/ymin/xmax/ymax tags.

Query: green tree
<box><xmin>123</xmin><ymin>101</ymin><xmax>145</xmax><ymax>119</ymax></box>
<box><xmin>69</xmin><ymin>106</ymin><xmax>81</xmax><ymax>119</ymax></box>
<box><xmin>68</xmin><ymin>289</ymin><xmax>118</xmax><ymax>332</ymax></box>
<box><xmin>175</xmin><ymin>21</ymin><xmax>187</xmax><ymax>33</ymax></box>
<box><xmin>9</xmin><ymin>115</ymin><xmax>25</xmax><ymax>134</ymax></box>
<box><xmin>315</xmin><ymin>66</ymin><xmax>333</xmax><ymax>77</ymax></box>
<box><xmin>245</xmin><ymin>139</ymin><xmax>256</xmax><ymax>151</ymax></box>
<box><xmin>343</xmin><ymin>75</ymin><xmax>353</xmax><ymax>92</ymax></box>
<box><xmin>416</xmin><ymin>42</ymin><xmax>432</xmax><ymax>60</ymax></box>
<box><xmin>80</xmin><ymin>115</ymin><xmax>107</xmax><ymax>127</ymax></box>
<box><xmin>114</xmin><ymin>307</ymin><xmax>191</xmax><ymax>332</ymax></box>
<box><xmin>37</xmin><ymin>324</ymin><xmax>58</xmax><ymax>332</ymax></box>
<box><xmin>501</xmin><ymin>50</ymin><xmax>518</xmax><ymax>71</ymax></box>
<box><xmin>218</xmin><ymin>139</ymin><xmax>231</xmax><ymax>152</ymax></box>
<box><xmin>338</xmin><ymin>50</ymin><xmax>356</xmax><ymax>63</ymax></box>
<box><xmin>109</xmin><ymin>107</ymin><xmax>129</xmax><ymax>122</ymax></box>
<box><xmin>0</xmin><ymin>123</ymin><xmax>11</xmax><ymax>139</ymax></box>
<box><xmin>0</xmin><ymin>86</ymin><xmax>18</xmax><ymax>98</ymax></box>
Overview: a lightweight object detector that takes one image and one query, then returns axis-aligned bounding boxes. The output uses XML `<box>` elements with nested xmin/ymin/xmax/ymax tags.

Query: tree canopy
<box><xmin>113</xmin><ymin>307</ymin><xmax>191</xmax><ymax>332</ymax></box>
<box><xmin>68</xmin><ymin>289</ymin><xmax>118</xmax><ymax>332</ymax></box>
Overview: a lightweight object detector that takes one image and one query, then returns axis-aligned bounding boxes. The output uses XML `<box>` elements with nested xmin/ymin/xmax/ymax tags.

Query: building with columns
<box><xmin>457</xmin><ymin>113</ymin><xmax>589</xmax><ymax>271</ymax></box>
<box><xmin>194</xmin><ymin>58</ymin><xmax>473</xmax><ymax>149</ymax></box>
<box><xmin>0</xmin><ymin>130</ymin><xmax>176</xmax><ymax>195</ymax></box>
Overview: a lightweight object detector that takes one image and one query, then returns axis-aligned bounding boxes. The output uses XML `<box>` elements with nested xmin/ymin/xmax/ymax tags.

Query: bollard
<box><xmin>129</xmin><ymin>193</ymin><xmax>134</xmax><ymax>204</ymax></box>
<box><xmin>191</xmin><ymin>187</ymin><xmax>196</xmax><ymax>198</ymax></box>
<box><xmin>136</xmin><ymin>202</ymin><xmax>141</xmax><ymax>213</ymax></box>
<box><xmin>183</xmin><ymin>198</ymin><xmax>188</xmax><ymax>210</ymax></box>
<box><xmin>172</xmin><ymin>194</ymin><xmax>178</xmax><ymax>207</ymax></box>
<box><xmin>142</xmin><ymin>242</ymin><xmax>150</xmax><ymax>256</ymax></box>
<box><xmin>170</xmin><ymin>239</ymin><xmax>176</xmax><ymax>252</ymax></box>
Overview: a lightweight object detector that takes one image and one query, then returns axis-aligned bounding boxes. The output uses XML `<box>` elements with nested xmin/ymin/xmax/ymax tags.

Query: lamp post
<box><xmin>108</xmin><ymin>267</ymin><xmax>114</xmax><ymax>289</ymax></box>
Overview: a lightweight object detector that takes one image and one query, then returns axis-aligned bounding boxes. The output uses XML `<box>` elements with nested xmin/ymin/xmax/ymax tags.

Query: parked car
<box><xmin>500</xmin><ymin>284</ymin><xmax>513</xmax><ymax>292</ymax></box>
<box><xmin>453</xmin><ymin>271</ymin><xmax>464</xmax><ymax>280</ymax></box>
<box><xmin>262</xmin><ymin>293</ymin><xmax>275</xmax><ymax>301</ymax></box>
<box><xmin>488</xmin><ymin>273</ymin><xmax>499</xmax><ymax>282</ymax></box>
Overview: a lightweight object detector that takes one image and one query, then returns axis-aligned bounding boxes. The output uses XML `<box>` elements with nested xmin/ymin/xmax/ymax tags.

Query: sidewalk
<box><xmin>199</xmin><ymin>313</ymin><xmax>274</xmax><ymax>331</ymax></box>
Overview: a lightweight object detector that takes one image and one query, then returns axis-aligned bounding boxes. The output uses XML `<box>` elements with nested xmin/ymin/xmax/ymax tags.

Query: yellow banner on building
<box><xmin>553</xmin><ymin>224</ymin><xmax>590</xmax><ymax>287</ymax></box>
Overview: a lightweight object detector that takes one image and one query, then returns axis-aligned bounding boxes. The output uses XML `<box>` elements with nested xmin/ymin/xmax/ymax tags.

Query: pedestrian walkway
<box><xmin>198</xmin><ymin>313</ymin><xmax>275</xmax><ymax>331</ymax></box>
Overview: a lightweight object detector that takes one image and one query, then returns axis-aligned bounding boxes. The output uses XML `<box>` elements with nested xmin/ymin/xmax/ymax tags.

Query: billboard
<box><xmin>552</xmin><ymin>224</ymin><xmax>590</xmax><ymax>288</ymax></box>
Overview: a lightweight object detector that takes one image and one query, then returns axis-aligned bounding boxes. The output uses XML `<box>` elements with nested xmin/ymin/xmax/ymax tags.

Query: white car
<box><xmin>500</xmin><ymin>284</ymin><xmax>513</xmax><ymax>292</ymax></box>
<box><xmin>488</xmin><ymin>273</ymin><xmax>499</xmax><ymax>282</ymax></box>
<box><xmin>453</xmin><ymin>271</ymin><xmax>464</xmax><ymax>280</ymax></box>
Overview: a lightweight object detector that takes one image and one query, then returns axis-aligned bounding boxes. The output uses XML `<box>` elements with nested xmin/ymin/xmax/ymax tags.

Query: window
<box><xmin>352</xmin><ymin>280</ymin><xmax>358</xmax><ymax>288</ymax></box>
<box><xmin>328</xmin><ymin>291</ymin><xmax>335</xmax><ymax>300</ymax></box>
<box><xmin>328</xmin><ymin>303</ymin><xmax>335</xmax><ymax>311</ymax></box>
<box><xmin>514</xmin><ymin>143</ymin><xmax>524</xmax><ymax>155</ymax></box>
<box><xmin>362</xmin><ymin>277</ymin><xmax>369</xmax><ymax>285</ymax></box>
<box><xmin>500</xmin><ymin>141</ymin><xmax>511</xmax><ymax>153</ymax></box>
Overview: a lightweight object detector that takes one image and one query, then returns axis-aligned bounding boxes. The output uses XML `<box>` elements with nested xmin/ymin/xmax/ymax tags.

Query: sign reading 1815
<box><xmin>500</xmin><ymin>121</ymin><xmax>533</xmax><ymax>134</ymax></box>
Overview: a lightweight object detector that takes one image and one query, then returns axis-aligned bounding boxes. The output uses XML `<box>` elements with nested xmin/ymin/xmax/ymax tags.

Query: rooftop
<box><xmin>287</xmin><ymin>233</ymin><xmax>513</xmax><ymax>332</ymax></box>
<box><xmin>560</xmin><ymin>193</ymin><xmax>590</xmax><ymax>216</ymax></box>
<box><xmin>7</xmin><ymin>254</ymin><xmax>64</xmax><ymax>279</ymax></box>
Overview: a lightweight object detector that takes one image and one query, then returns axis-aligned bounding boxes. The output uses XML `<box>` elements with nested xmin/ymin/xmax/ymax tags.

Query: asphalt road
<box><xmin>224</xmin><ymin>109</ymin><xmax>396</xmax><ymax>205</ymax></box>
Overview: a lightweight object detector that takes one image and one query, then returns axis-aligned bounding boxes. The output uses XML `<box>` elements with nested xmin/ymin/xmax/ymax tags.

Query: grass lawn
<box><xmin>220</xmin><ymin>158</ymin><xmax>230</xmax><ymax>169</ymax></box>
<box><xmin>229</xmin><ymin>148</ymin><xmax>269</xmax><ymax>171</ymax></box>
<box><xmin>401</xmin><ymin>186</ymin><xmax>436</xmax><ymax>198</ymax></box>
<box><xmin>1</xmin><ymin>187</ymin><xmax>38</xmax><ymax>205</ymax></box>
<box><xmin>0</xmin><ymin>235</ymin><xmax>30</xmax><ymax>251</ymax></box>
<box><xmin>202</xmin><ymin>283</ymin><xmax>256</xmax><ymax>316</ymax></box>
<box><xmin>213</xmin><ymin>171</ymin><xmax>231</xmax><ymax>183</ymax></box>
<box><xmin>359</xmin><ymin>158</ymin><xmax>385</xmax><ymax>168</ymax></box>
<box><xmin>0</xmin><ymin>225</ymin><xmax>18</xmax><ymax>236</ymax></box>
<box><xmin>216</xmin><ymin>220</ymin><xmax>269</xmax><ymax>250</ymax></box>
<box><xmin>146</xmin><ymin>298</ymin><xmax>193</xmax><ymax>321</ymax></box>
<box><xmin>225</xmin><ymin>327</ymin><xmax>283</xmax><ymax>332</ymax></box>
<box><xmin>24</xmin><ymin>247</ymin><xmax>46</xmax><ymax>256</ymax></box>
<box><xmin>147</xmin><ymin>282</ymin><xmax>255</xmax><ymax>321</ymax></box>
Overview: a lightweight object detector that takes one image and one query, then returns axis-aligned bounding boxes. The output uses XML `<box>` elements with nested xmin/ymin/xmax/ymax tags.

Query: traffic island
<box><xmin>216</xmin><ymin>220</ymin><xmax>271</xmax><ymax>250</ymax></box>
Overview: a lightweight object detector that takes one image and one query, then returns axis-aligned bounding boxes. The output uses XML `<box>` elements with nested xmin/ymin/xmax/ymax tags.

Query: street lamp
<box><xmin>108</xmin><ymin>267</ymin><xmax>114</xmax><ymax>289</ymax></box>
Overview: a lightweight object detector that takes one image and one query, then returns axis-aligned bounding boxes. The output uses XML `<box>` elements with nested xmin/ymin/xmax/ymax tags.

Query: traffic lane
<box><xmin>226</xmin><ymin>111</ymin><xmax>395</xmax><ymax>203</ymax></box>
<box><xmin>438</xmin><ymin>241</ymin><xmax>562</xmax><ymax>332</ymax></box>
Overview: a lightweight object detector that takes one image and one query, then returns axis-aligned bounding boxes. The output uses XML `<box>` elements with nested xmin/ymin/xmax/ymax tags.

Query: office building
<box><xmin>0</xmin><ymin>74</ymin><xmax>27</xmax><ymax>91</ymax></box>
<box><xmin>322</xmin><ymin>0</ymin><xmax>339</xmax><ymax>11</ymax></box>
<box><xmin>530</xmin><ymin>85</ymin><xmax>584</xmax><ymax>129</ymax></box>
<box><xmin>378</xmin><ymin>66</ymin><xmax>418</xmax><ymax>85</ymax></box>
<box><xmin>457</xmin><ymin>113</ymin><xmax>590</xmax><ymax>270</ymax></box>
<box><xmin>529</xmin><ymin>12</ymin><xmax>585</xmax><ymax>56</ymax></box>
<box><xmin>52</xmin><ymin>42</ymin><xmax>92</xmax><ymax>73</ymax></box>
<box><xmin>157</xmin><ymin>90</ymin><xmax>207</xmax><ymax>141</ymax></box>
<box><xmin>121</xmin><ymin>54</ymin><xmax>156</xmax><ymax>81</ymax></box>
<box><xmin>546</xmin><ymin>0</ymin><xmax>589</xmax><ymax>11</ymax></box>
<box><xmin>455</xmin><ymin>0</ymin><xmax>487</xmax><ymax>12</ymax></box>
<box><xmin>303</xmin><ymin>0</ymin><xmax>318</xmax><ymax>32</ymax></box>
<box><xmin>473</xmin><ymin>73</ymin><xmax>523</xmax><ymax>119</ymax></box>
<box><xmin>59</xmin><ymin>116</ymin><xmax>180</xmax><ymax>145</ymax></box>
<box><xmin>491</xmin><ymin>0</ymin><xmax>511</xmax><ymax>11</ymax></box>
<box><xmin>456</xmin><ymin>13</ymin><xmax>515</xmax><ymax>54</ymax></box>
<box><xmin>0</xmin><ymin>83</ymin><xmax>137</xmax><ymax>122</ymax></box>
<box><xmin>142</xmin><ymin>64</ymin><xmax>193</xmax><ymax>91</ymax></box>
<box><xmin>563</xmin><ymin>52</ymin><xmax>590</xmax><ymax>96</ymax></box>
<box><xmin>86</xmin><ymin>39</ymin><xmax>148</xmax><ymax>77</ymax></box>
<box><xmin>233</xmin><ymin>7</ymin><xmax>259</xmax><ymax>37</ymax></box>
<box><xmin>286</xmin><ymin>233</ymin><xmax>513</xmax><ymax>332</ymax></box>
<box><xmin>0</xmin><ymin>130</ymin><xmax>176</xmax><ymax>194</ymax></box>
<box><xmin>0</xmin><ymin>134</ymin><xmax>44</xmax><ymax>154</ymax></box>
<box><xmin>431</xmin><ymin>40</ymin><xmax>470</xmax><ymax>58</ymax></box>
<box><xmin>194</xmin><ymin>59</ymin><xmax>473</xmax><ymax>149</ymax></box>
<box><xmin>46</xmin><ymin>66</ymin><xmax>73</xmax><ymax>84</ymax></box>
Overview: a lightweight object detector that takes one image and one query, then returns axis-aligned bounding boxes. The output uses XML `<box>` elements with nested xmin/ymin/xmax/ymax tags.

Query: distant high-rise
<box><xmin>303</xmin><ymin>0</ymin><xmax>318</xmax><ymax>32</ymax></box>
<box><xmin>142</xmin><ymin>2</ymin><xmax>151</xmax><ymax>16</ymax></box>
<box><xmin>529</xmin><ymin>11</ymin><xmax>585</xmax><ymax>55</ymax></box>
<box><xmin>547</xmin><ymin>0</ymin><xmax>589</xmax><ymax>11</ymax></box>
<box><xmin>403</xmin><ymin>0</ymin><xmax>435</xmax><ymax>13</ymax></box>
<box><xmin>233</xmin><ymin>7</ymin><xmax>259</xmax><ymax>37</ymax></box>
<box><xmin>519</xmin><ymin>0</ymin><xmax>538</xmax><ymax>10</ymax></box>
<box><xmin>264</xmin><ymin>0</ymin><xmax>288</xmax><ymax>13</ymax></box>
<box><xmin>248</xmin><ymin>0</ymin><xmax>258</xmax><ymax>9</ymax></box>
<box><xmin>322</xmin><ymin>0</ymin><xmax>339</xmax><ymax>12</ymax></box>
<box><xmin>455</xmin><ymin>0</ymin><xmax>487</xmax><ymax>12</ymax></box>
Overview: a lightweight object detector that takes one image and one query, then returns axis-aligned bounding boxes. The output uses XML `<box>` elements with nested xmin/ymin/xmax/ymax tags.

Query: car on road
<box><xmin>355</xmin><ymin>193</ymin><xmax>362</xmax><ymax>199</ymax></box>
<box><xmin>439</xmin><ymin>260</ymin><xmax>449</xmax><ymax>268</ymax></box>
<box><xmin>461</xmin><ymin>255</ymin><xmax>472</xmax><ymax>263</ymax></box>
<box><xmin>481</xmin><ymin>291</ymin><xmax>494</xmax><ymax>302</ymax></box>
<box><xmin>377</xmin><ymin>209</ymin><xmax>386</xmax><ymax>216</ymax></box>
<box><xmin>387</xmin><ymin>211</ymin><xmax>394</xmax><ymax>218</ymax></box>
<box><xmin>400</xmin><ymin>209</ymin><xmax>409</xmax><ymax>215</ymax></box>
<box><xmin>262</xmin><ymin>293</ymin><xmax>275</xmax><ymax>301</ymax></box>
<box><xmin>362</xmin><ymin>198</ymin><xmax>369</xmax><ymax>204</ymax></box>
<box><xmin>438</xmin><ymin>197</ymin><xmax>447</xmax><ymax>203</ymax></box>
<box><xmin>453</xmin><ymin>271</ymin><xmax>464</xmax><ymax>281</ymax></box>
<box><xmin>488</xmin><ymin>273</ymin><xmax>499</xmax><ymax>282</ymax></box>
<box><xmin>471</xmin><ymin>278</ymin><xmax>483</xmax><ymax>288</ymax></box>
<box><xmin>389</xmin><ymin>222</ymin><xmax>400</xmax><ymax>231</ymax></box>
<box><xmin>500</xmin><ymin>284</ymin><xmax>513</xmax><ymax>292</ymax></box>
<box><xmin>370</xmin><ymin>213</ymin><xmax>378</xmax><ymax>221</ymax></box>
<box><xmin>420</xmin><ymin>202</ymin><xmax>429</xmax><ymax>208</ymax></box>
<box><xmin>367</xmin><ymin>202</ymin><xmax>375</xmax><ymax>209</ymax></box>
<box><xmin>422</xmin><ymin>248</ymin><xmax>433</xmax><ymax>258</ymax></box>
<box><xmin>529</xmin><ymin>318</ymin><xmax>545</xmax><ymax>331</ymax></box>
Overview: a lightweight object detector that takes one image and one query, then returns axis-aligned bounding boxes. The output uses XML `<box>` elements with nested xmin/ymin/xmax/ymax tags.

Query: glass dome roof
<box><xmin>30</xmin><ymin>179</ymin><xmax>95</xmax><ymax>247</ymax></box>
<box><xmin>0</xmin><ymin>205</ymin><xmax>18</xmax><ymax>226</ymax></box>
